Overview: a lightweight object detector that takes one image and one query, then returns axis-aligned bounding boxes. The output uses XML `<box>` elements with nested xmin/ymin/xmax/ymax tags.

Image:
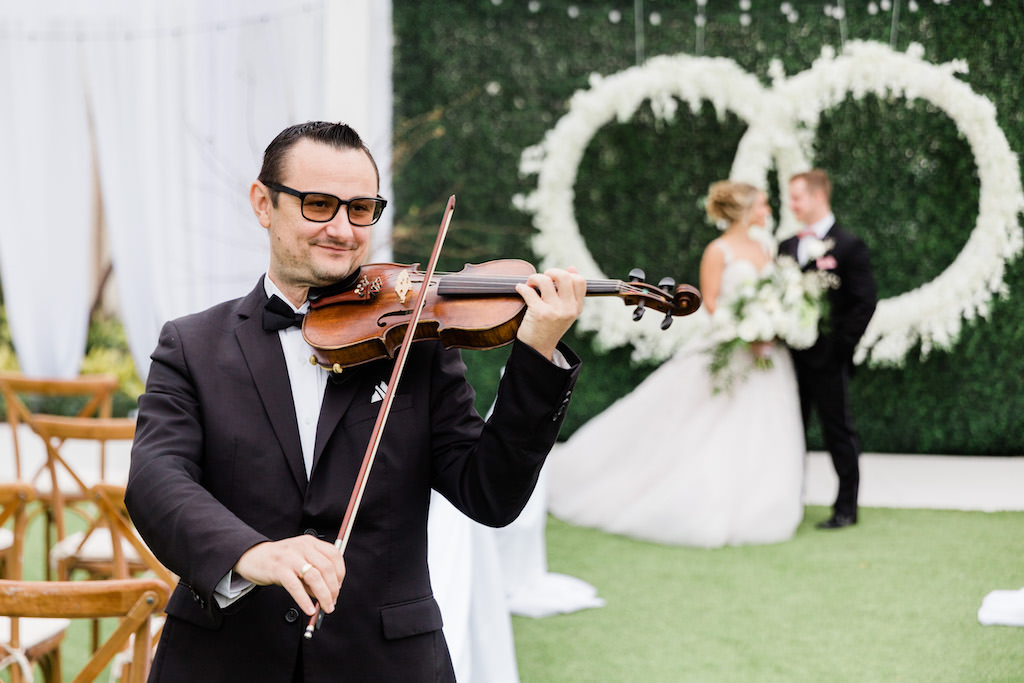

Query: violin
<box><xmin>302</xmin><ymin>258</ymin><xmax>701</xmax><ymax>372</ymax></box>
<box><xmin>302</xmin><ymin>195</ymin><xmax>698</xmax><ymax>639</ymax></box>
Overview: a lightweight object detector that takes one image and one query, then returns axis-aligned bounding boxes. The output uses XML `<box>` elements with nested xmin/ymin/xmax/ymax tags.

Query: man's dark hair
<box><xmin>257</xmin><ymin>121</ymin><xmax>380</xmax><ymax>200</ymax></box>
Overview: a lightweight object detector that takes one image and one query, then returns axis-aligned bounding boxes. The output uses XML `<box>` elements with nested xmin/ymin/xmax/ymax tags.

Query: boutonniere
<box><xmin>804</xmin><ymin>237</ymin><xmax>834</xmax><ymax>261</ymax></box>
<box><xmin>816</xmin><ymin>254</ymin><xmax>838</xmax><ymax>270</ymax></box>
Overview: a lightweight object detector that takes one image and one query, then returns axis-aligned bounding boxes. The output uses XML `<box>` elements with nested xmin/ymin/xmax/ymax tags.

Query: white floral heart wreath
<box><xmin>515</xmin><ymin>41</ymin><xmax>1024</xmax><ymax>367</ymax></box>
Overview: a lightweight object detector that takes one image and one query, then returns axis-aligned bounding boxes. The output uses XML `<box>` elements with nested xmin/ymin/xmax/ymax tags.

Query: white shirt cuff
<box><xmin>213</xmin><ymin>570</ymin><xmax>256</xmax><ymax>608</ymax></box>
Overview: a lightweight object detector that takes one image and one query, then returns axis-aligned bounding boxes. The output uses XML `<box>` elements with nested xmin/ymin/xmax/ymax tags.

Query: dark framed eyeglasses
<box><xmin>265</xmin><ymin>182</ymin><xmax>388</xmax><ymax>226</ymax></box>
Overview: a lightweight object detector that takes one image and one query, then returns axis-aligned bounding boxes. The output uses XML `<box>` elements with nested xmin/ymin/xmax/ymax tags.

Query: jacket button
<box><xmin>304</xmin><ymin>528</ymin><xmax>320</xmax><ymax>538</ymax></box>
<box><xmin>285</xmin><ymin>608</ymin><xmax>299</xmax><ymax>623</ymax></box>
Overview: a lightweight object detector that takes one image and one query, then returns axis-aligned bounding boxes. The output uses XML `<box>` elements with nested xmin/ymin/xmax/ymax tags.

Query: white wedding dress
<box><xmin>546</xmin><ymin>242</ymin><xmax>806</xmax><ymax>547</ymax></box>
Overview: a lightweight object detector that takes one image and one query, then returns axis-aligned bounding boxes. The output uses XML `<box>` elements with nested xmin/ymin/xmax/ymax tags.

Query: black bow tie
<box><xmin>263</xmin><ymin>295</ymin><xmax>306</xmax><ymax>332</ymax></box>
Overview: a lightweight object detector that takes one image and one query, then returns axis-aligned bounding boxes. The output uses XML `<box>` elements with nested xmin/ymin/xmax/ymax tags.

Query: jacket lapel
<box><xmin>780</xmin><ymin>236</ymin><xmax>798</xmax><ymax>260</ymax></box>
<box><xmin>234</xmin><ymin>280</ymin><xmax>308</xmax><ymax>492</ymax></box>
<box><xmin>310</xmin><ymin>366</ymin><xmax>365</xmax><ymax>478</ymax></box>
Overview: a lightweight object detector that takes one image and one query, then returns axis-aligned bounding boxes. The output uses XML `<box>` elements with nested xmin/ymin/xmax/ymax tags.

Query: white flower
<box><xmin>518</xmin><ymin>42</ymin><xmax>1024</xmax><ymax>369</ymax></box>
<box><xmin>707</xmin><ymin>258</ymin><xmax>836</xmax><ymax>391</ymax></box>
<box><xmin>804</xmin><ymin>237</ymin><xmax>833</xmax><ymax>261</ymax></box>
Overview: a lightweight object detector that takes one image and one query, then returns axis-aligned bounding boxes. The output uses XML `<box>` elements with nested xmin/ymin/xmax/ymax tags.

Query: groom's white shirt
<box><xmin>798</xmin><ymin>212</ymin><xmax>835</xmax><ymax>266</ymax></box>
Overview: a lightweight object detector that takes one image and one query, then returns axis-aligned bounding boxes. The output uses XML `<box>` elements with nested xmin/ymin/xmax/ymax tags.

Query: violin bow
<box><xmin>305</xmin><ymin>195</ymin><xmax>456</xmax><ymax>639</ymax></box>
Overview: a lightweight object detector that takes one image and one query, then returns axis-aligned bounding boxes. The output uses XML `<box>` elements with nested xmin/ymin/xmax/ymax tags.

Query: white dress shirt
<box><xmin>263</xmin><ymin>276</ymin><xmax>329</xmax><ymax>479</ymax></box>
<box><xmin>214</xmin><ymin>275</ymin><xmax>329</xmax><ymax>607</ymax></box>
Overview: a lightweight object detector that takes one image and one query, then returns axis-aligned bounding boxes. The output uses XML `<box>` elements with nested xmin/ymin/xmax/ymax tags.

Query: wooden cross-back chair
<box><xmin>0</xmin><ymin>483</ymin><xmax>67</xmax><ymax>683</ymax></box>
<box><xmin>31</xmin><ymin>414</ymin><xmax>137</xmax><ymax>565</ymax></box>
<box><xmin>49</xmin><ymin>477</ymin><xmax>175</xmax><ymax>654</ymax></box>
<box><xmin>0</xmin><ymin>482</ymin><xmax>35</xmax><ymax>582</ymax></box>
<box><xmin>0</xmin><ymin>371</ymin><xmax>120</xmax><ymax>481</ymax></box>
<box><xmin>0</xmin><ymin>578</ymin><xmax>169</xmax><ymax>683</ymax></box>
<box><xmin>0</xmin><ymin>372</ymin><xmax>122</xmax><ymax>574</ymax></box>
<box><xmin>54</xmin><ymin>481</ymin><xmax>176</xmax><ymax>588</ymax></box>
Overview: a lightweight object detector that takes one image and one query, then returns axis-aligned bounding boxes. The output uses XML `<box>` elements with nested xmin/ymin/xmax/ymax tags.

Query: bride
<box><xmin>546</xmin><ymin>180</ymin><xmax>805</xmax><ymax>547</ymax></box>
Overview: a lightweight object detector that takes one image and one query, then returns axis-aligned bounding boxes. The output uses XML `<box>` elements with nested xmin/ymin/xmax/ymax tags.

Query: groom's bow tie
<box><xmin>798</xmin><ymin>228</ymin><xmax>817</xmax><ymax>239</ymax></box>
<box><xmin>263</xmin><ymin>295</ymin><xmax>305</xmax><ymax>331</ymax></box>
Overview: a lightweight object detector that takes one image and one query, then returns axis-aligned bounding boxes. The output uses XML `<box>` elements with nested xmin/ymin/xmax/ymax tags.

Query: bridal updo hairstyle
<box><xmin>705</xmin><ymin>180</ymin><xmax>761</xmax><ymax>228</ymax></box>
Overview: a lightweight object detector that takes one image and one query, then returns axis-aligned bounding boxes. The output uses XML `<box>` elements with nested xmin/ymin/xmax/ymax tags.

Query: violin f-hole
<box><xmin>377</xmin><ymin>309</ymin><xmax>413</xmax><ymax>328</ymax></box>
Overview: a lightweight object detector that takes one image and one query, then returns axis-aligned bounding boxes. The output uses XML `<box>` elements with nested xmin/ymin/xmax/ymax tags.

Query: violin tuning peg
<box><xmin>660</xmin><ymin>311</ymin><xmax>673</xmax><ymax>330</ymax></box>
<box><xmin>658</xmin><ymin>276</ymin><xmax>676</xmax><ymax>292</ymax></box>
<box><xmin>632</xmin><ymin>302</ymin><xmax>646</xmax><ymax>321</ymax></box>
<box><xmin>628</xmin><ymin>268</ymin><xmax>646</xmax><ymax>283</ymax></box>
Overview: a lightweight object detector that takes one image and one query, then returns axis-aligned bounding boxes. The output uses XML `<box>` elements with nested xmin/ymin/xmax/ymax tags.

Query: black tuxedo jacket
<box><xmin>778</xmin><ymin>223</ymin><xmax>877</xmax><ymax>370</ymax></box>
<box><xmin>125</xmin><ymin>278</ymin><xmax>580</xmax><ymax>682</ymax></box>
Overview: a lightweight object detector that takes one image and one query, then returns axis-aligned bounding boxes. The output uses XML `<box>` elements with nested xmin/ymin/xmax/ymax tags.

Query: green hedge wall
<box><xmin>391</xmin><ymin>1</ymin><xmax>1024</xmax><ymax>455</ymax></box>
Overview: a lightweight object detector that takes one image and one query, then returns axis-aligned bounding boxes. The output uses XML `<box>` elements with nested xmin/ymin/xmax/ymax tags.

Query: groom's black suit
<box><xmin>778</xmin><ymin>224</ymin><xmax>876</xmax><ymax>520</ymax></box>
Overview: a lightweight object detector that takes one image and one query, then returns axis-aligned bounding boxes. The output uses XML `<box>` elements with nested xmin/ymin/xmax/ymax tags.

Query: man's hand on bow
<box><xmin>234</xmin><ymin>535</ymin><xmax>345</xmax><ymax>616</ymax></box>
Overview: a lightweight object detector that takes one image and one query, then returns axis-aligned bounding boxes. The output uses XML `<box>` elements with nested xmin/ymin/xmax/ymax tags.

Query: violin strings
<box><xmin>433</xmin><ymin>275</ymin><xmax>665</xmax><ymax>299</ymax></box>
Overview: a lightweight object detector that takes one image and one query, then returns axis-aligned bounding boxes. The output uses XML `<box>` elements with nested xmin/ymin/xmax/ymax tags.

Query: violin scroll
<box><xmin>617</xmin><ymin>268</ymin><xmax>701</xmax><ymax>328</ymax></box>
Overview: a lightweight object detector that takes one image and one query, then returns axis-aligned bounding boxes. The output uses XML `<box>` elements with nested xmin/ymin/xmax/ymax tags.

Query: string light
<box><xmin>739</xmin><ymin>0</ymin><xmax>752</xmax><ymax>27</ymax></box>
<box><xmin>695</xmin><ymin>0</ymin><xmax>707</xmax><ymax>56</ymax></box>
<box><xmin>463</xmin><ymin>1</ymin><xmax>993</xmax><ymax>56</ymax></box>
<box><xmin>0</xmin><ymin>2</ymin><xmax>316</xmax><ymax>42</ymax></box>
<box><xmin>634</xmin><ymin>0</ymin><xmax>645</xmax><ymax>65</ymax></box>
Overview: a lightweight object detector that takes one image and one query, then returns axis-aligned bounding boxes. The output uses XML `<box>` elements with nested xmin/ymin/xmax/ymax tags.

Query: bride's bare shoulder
<box><xmin>703</xmin><ymin>238</ymin><xmax>729</xmax><ymax>257</ymax></box>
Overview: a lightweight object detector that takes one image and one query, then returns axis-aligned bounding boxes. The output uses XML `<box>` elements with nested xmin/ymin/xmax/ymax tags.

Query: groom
<box><xmin>779</xmin><ymin>169</ymin><xmax>877</xmax><ymax>530</ymax></box>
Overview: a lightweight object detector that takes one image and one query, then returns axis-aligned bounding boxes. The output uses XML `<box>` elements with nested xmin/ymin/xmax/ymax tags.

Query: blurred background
<box><xmin>1</xmin><ymin>0</ymin><xmax>1022</xmax><ymax>454</ymax></box>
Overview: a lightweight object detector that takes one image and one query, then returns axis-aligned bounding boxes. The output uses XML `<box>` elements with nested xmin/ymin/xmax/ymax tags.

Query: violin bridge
<box><xmin>395</xmin><ymin>269</ymin><xmax>412</xmax><ymax>305</ymax></box>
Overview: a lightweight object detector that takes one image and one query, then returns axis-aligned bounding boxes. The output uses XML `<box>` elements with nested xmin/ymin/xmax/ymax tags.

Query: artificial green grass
<box><xmin>6</xmin><ymin>505</ymin><xmax>1022</xmax><ymax>681</ymax></box>
<box><xmin>513</xmin><ymin>507</ymin><xmax>1024</xmax><ymax>682</ymax></box>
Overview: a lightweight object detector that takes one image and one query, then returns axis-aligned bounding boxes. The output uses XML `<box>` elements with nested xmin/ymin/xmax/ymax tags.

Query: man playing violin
<box><xmin>126</xmin><ymin>121</ymin><xmax>586</xmax><ymax>682</ymax></box>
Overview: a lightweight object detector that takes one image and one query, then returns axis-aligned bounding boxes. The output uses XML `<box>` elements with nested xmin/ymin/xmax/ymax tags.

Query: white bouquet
<box><xmin>708</xmin><ymin>254</ymin><xmax>837</xmax><ymax>393</ymax></box>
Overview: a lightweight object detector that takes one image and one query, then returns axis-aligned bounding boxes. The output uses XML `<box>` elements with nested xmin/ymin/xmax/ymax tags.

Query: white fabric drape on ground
<box><xmin>426</xmin><ymin>471</ymin><xmax>605</xmax><ymax>682</ymax></box>
<box><xmin>428</xmin><ymin>491</ymin><xmax>521</xmax><ymax>683</ymax></box>
<box><xmin>494</xmin><ymin>469</ymin><xmax>606</xmax><ymax>618</ymax></box>
<box><xmin>978</xmin><ymin>588</ymin><xmax>1024</xmax><ymax>627</ymax></box>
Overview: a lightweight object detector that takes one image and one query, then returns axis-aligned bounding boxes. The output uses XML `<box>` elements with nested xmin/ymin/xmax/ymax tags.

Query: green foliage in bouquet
<box><xmin>390</xmin><ymin>1</ymin><xmax>1024</xmax><ymax>453</ymax></box>
<box><xmin>707</xmin><ymin>337</ymin><xmax>764</xmax><ymax>397</ymax></box>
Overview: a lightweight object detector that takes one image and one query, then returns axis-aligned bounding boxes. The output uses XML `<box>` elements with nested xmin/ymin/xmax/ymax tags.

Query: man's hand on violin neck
<box><xmin>514</xmin><ymin>267</ymin><xmax>586</xmax><ymax>361</ymax></box>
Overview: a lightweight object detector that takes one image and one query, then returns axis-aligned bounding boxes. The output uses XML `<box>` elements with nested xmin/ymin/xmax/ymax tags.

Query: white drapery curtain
<box><xmin>0</xmin><ymin>0</ymin><xmax>394</xmax><ymax>379</ymax></box>
<box><xmin>85</xmin><ymin>1</ymin><xmax>326</xmax><ymax>380</ymax></box>
<box><xmin>0</xmin><ymin>14</ymin><xmax>95</xmax><ymax>378</ymax></box>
